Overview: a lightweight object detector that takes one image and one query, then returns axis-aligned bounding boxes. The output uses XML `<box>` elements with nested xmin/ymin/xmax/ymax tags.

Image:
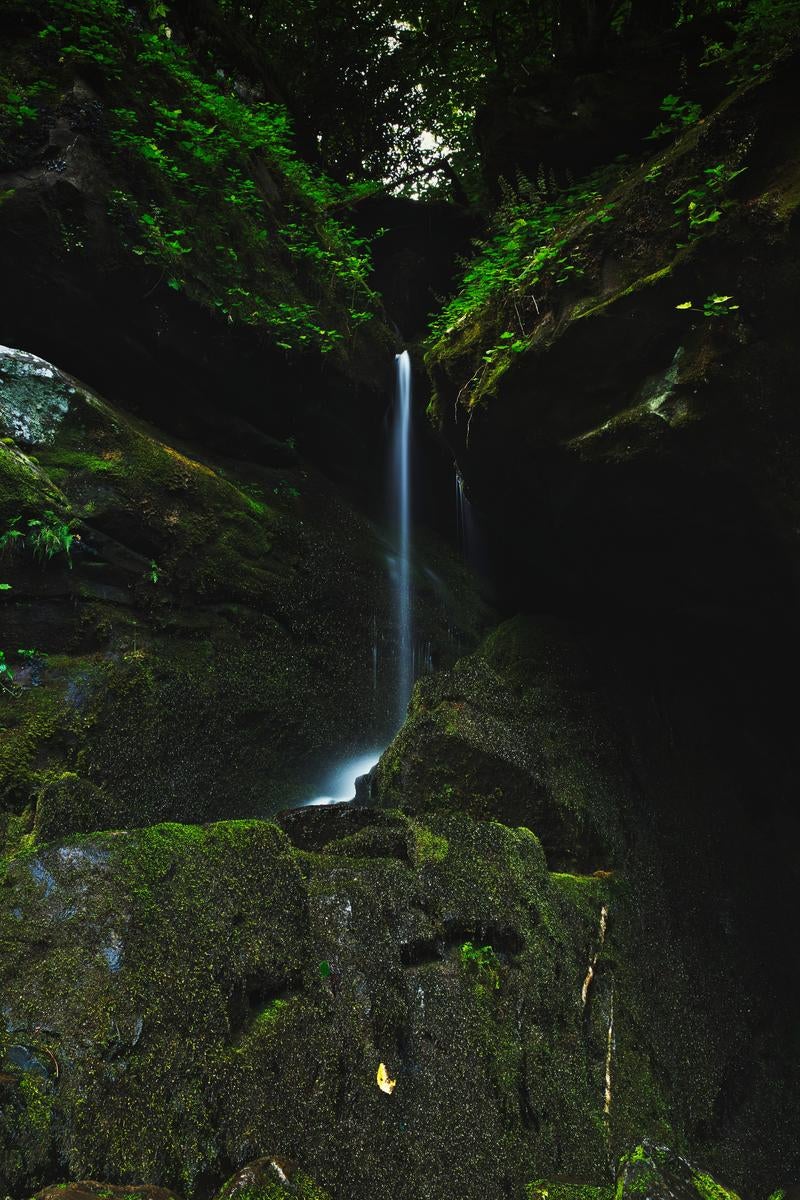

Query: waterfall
<box><xmin>391</xmin><ymin>350</ymin><xmax>413</xmax><ymax>726</ymax></box>
<box><xmin>298</xmin><ymin>351</ymin><xmax>414</xmax><ymax>809</ymax></box>
<box><xmin>455</xmin><ymin>469</ymin><xmax>474</xmax><ymax>563</ymax></box>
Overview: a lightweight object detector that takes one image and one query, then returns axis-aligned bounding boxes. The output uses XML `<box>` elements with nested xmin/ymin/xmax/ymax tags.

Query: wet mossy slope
<box><xmin>0</xmin><ymin>346</ymin><xmax>487</xmax><ymax>844</ymax></box>
<box><xmin>0</xmin><ymin>808</ymin><xmax>770</xmax><ymax>1200</ymax></box>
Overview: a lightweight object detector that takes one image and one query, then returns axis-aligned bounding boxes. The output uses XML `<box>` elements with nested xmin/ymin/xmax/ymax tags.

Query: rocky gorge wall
<box><xmin>1</xmin><ymin>5</ymin><xmax>799</xmax><ymax>1200</ymax></box>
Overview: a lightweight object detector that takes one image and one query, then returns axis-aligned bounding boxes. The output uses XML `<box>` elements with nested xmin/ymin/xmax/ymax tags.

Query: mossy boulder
<box><xmin>1</xmin><ymin>809</ymin><xmax>796</xmax><ymax>1200</ymax></box>
<box><xmin>30</xmin><ymin>1187</ymin><xmax>181</xmax><ymax>1200</ymax></box>
<box><xmin>214</xmin><ymin>1158</ymin><xmax>331</xmax><ymax>1200</ymax></box>
<box><xmin>372</xmin><ymin>614</ymin><xmax>627</xmax><ymax>870</ymax></box>
<box><xmin>370</xmin><ymin>606</ymin><xmax>800</xmax><ymax>1193</ymax></box>
<box><xmin>614</xmin><ymin>1141</ymin><xmax>742</xmax><ymax>1200</ymax></box>
<box><xmin>1</xmin><ymin>821</ymin><xmax>309</xmax><ymax>1195</ymax></box>
<box><xmin>0</xmin><ymin>346</ymin><xmax>489</xmax><ymax>846</ymax></box>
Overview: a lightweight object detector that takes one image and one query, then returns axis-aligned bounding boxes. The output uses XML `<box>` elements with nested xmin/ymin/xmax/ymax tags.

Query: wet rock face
<box><xmin>613</xmin><ymin>1141</ymin><xmax>743</xmax><ymax>1200</ymax></box>
<box><xmin>373</xmin><ymin>615</ymin><xmax>628</xmax><ymax>871</ymax></box>
<box><xmin>215</xmin><ymin>1157</ymin><xmax>330</xmax><ymax>1200</ymax></box>
<box><xmin>371</xmin><ymin>610</ymin><xmax>800</xmax><ymax>1193</ymax></box>
<box><xmin>0</xmin><ymin>814</ymin><xmax>626</xmax><ymax>1199</ymax></box>
<box><xmin>0</xmin><ymin>347</ymin><xmax>75</xmax><ymax>445</ymax></box>
<box><xmin>1</xmin><ymin>810</ymin><xmax>797</xmax><ymax>1200</ymax></box>
<box><xmin>0</xmin><ymin>346</ymin><xmax>488</xmax><ymax>842</ymax></box>
<box><xmin>428</xmin><ymin>52</ymin><xmax>800</xmax><ymax>626</ymax></box>
<box><xmin>30</xmin><ymin>1186</ymin><xmax>181</xmax><ymax>1200</ymax></box>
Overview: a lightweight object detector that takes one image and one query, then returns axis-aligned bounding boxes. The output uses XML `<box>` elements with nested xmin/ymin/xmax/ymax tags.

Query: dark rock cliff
<box><xmin>1</xmin><ymin>7</ymin><xmax>799</xmax><ymax>1200</ymax></box>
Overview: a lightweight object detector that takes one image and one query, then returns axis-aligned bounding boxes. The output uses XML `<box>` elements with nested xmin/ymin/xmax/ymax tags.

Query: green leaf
<box><xmin>676</xmin><ymin>301</ymin><xmax>693</xmax><ymax>310</ymax></box>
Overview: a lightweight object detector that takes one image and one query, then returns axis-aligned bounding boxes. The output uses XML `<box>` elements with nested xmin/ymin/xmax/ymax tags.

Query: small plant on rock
<box><xmin>645</xmin><ymin>93</ymin><xmax>702</xmax><ymax>141</ymax></box>
<box><xmin>0</xmin><ymin>511</ymin><xmax>78</xmax><ymax>566</ymax></box>
<box><xmin>460</xmin><ymin>941</ymin><xmax>501</xmax><ymax>990</ymax></box>
<box><xmin>676</xmin><ymin>293</ymin><xmax>740</xmax><ymax>318</ymax></box>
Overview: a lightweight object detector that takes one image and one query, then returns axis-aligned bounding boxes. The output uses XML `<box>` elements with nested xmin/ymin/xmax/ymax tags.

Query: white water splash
<box><xmin>301</xmin><ymin>749</ymin><xmax>384</xmax><ymax>807</ymax></box>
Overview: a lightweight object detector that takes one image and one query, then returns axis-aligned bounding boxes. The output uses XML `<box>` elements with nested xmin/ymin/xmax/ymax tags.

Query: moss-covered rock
<box><xmin>1</xmin><ymin>820</ymin><xmax>309</xmax><ymax>1196</ymax></box>
<box><xmin>527</xmin><ymin>1142</ymin><xmax>747</xmax><ymax>1200</ymax></box>
<box><xmin>370</xmin><ymin>605</ymin><xmax>800</xmax><ymax>1194</ymax></box>
<box><xmin>372</xmin><ymin>614</ymin><xmax>627</xmax><ymax>870</ymax></box>
<box><xmin>214</xmin><ymin>1158</ymin><xmax>331</xmax><ymax>1200</ymax></box>
<box><xmin>30</xmin><ymin>1186</ymin><xmax>181</xmax><ymax>1200</ymax></box>
<box><xmin>426</xmin><ymin>51</ymin><xmax>800</xmax><ymax>625</ymax></box>
<box><xmin>614</xmin><ymin>1141</ymin><xmax>743</xmax><ymax>1200</ymax></box>
<box><xmin>0</xmin><ymin>346</ymin><xmax>489</xmax><ymax>846</ymax></box>
<box><xmin>1</xmin><ymin>808</ymin><xmax>796</xmax><ymax>1200</ymax></box>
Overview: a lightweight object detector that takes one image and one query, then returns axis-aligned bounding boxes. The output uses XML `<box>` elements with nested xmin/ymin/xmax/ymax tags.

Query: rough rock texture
<box><xmin>1</xmin><ymin>12</ymin><xmax>798</xmax><ymax>1200</ymax></box>
<box><xmin>0</xmin><ymin>346</ymin><xmax>488</xmax><ymax>845</ymax></box>
<box><xmin>30</xmin><ymin>1186</ymin><xmax>181</xmax><ymax>1200</ymax></box>
<box><xmin>427</xmin><ymin>51</ymin><xmax>800</xmax><ymax>622</ymax></box>
<box><xmin>372</xmin><ymin>615</ymin><xmax>628</xmax><ymax>870</ymax></box>
<box><xmin>372</xmin><ymin>612</ymin><xmax>800</xmax><ymax>1193</ymax></box>
<box><xmin>21</xmin><ymin>1144</ymin><xmax>758</xmax><ymax>1200</ymax></box>
<box><xmin>410</xmin><ymin>58</ymin><xmax>800</xmax><ymax>1198</ymax></box>
<box><xmin>214</xmin><ymin>1157</ymin><xmax>331</xmax><ymax>1200</ymax></box>
<box><xmin>1</xmin><ymin>809</ymin><xmax>796</xmax><ymax>1200</ymax></box>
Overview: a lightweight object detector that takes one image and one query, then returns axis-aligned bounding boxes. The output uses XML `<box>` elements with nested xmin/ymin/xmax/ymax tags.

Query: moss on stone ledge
<box><xmin>4</xmin><ymin>805</ymin><xmax>791</xmax><ymax>1200</ymax></box>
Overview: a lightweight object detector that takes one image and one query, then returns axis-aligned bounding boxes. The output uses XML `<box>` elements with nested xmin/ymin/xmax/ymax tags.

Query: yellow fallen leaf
<box><xmin>376</xmin><ymin>1061</ymin><xmax>396</xmax><ymax>1094</ymax></box>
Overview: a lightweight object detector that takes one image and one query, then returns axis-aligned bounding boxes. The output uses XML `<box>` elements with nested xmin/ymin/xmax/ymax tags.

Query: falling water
<box><xmin>392</xmin><ymin>350</ymin><xmax>413</xmax><ymax>725</ymax></box>
<box><xmin>455</xmin><ymin>469</ymin><xmax>473</xmax><ymax>562</ymax></box>
<box><xmin>299</xmin><ymin>351</ymin><xmax>415</xmax><ymax>808</ymax></box>
<box><xmin>455</xmin><ymin>467</ymin><xmax>487</xmax><ymax>577</ymax></box>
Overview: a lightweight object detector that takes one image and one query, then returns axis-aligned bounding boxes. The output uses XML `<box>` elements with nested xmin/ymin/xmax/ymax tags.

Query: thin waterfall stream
<box><xmin>300</xmin><ymin>350</ymin><xmax>415</xmax><ymax>807</ymax></box>
<box><xmin>391</xmin><ymin>349</ymin><xmax>414</xmax><ymax>725</ymax></box>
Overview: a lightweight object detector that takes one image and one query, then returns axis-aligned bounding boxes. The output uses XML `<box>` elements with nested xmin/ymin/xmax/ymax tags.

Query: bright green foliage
<box><xmin>429</xmin><ymin>165</ymin><xmax>620</xmax><ymax>345</ymax></box>
<box><xmin>696</xmin><ymin>0</ymin><xmax>800</xmax><ymax>79</ymax></box>
<box><xmin>0</xmin><ymin>649</ymin><xmax>13</xmax><ymax>687</ymax></box>
<box><xmin>11</xmin><ymin>0</ymin><xmax>380</xmax><ymax>352</ymax></box>
<box><xmin>527</xmin><ymin>1182</ymin><xmax>613</xmax><ymax>1200</ymax></box>
<box><xmin>672</xmin><ymin>162</ymin><xmax>747</xmax><ymax>235</ymax></box>
<box><xmin>0</xmin><ymin>77</ymin><xmax>54</xmax><ymax>131</ymax></box>
<box><xmin>459</xmin><ymin>940</ymin><xmax>501</xmax><ymax>989</ymax></box>
<box><xmin>676</xmin><ymin>293</ymin><xmax>740</xmax><ymax>316</ymax></box>
<box><xmin>39</xmin><ymin>0</ymin><xmax>127</xmax><ymax>76</ymax></box>
<box><xmin>703</xmin><ymin>293</ymin><xmax>740</xmax><ymax>317</ymax></box>
<box><xmin>1</xmin><ymin>512</ymin><xmax>77</xmax><ymax>565</ymax></box>
<box><xmin>646</xmin><ymin>93</ymin><xmax>703</xmax><ymax>141</ymax></box>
